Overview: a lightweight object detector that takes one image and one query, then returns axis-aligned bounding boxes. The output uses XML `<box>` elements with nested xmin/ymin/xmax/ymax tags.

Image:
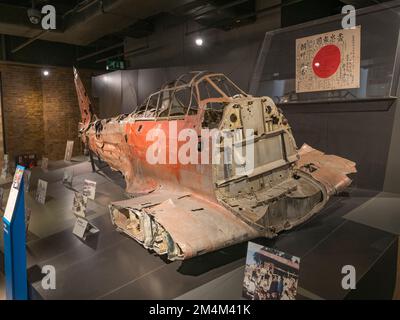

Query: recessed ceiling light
<box><xmin>43</xmin><ymin>70</ymin><xmax>49</xmax><ymax>76</ymax></box>
<box><xmin>195</xmin><ymin>38</ymin><xmax>203</xmax><ymax>46</ymax></box>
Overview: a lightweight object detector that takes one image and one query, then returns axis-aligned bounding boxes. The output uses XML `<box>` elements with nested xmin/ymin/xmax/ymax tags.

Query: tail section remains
<box><xmin>73</xmin><ymin>67</ymin><xmax>94</xmax><ymax>129</ymax></box>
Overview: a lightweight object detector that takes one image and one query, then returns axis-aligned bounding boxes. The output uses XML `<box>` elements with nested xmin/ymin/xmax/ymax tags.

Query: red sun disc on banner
<box><xmin>312</xmin><ymin>44</ymin><xmax>341</xmax><ymax>78</ymax></box>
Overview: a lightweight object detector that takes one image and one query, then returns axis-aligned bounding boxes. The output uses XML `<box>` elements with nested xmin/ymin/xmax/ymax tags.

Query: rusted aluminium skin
<box><xmin>73</xmin><ymin>68</ymin><xmax>356</xmax><ymax>260</ymax></box>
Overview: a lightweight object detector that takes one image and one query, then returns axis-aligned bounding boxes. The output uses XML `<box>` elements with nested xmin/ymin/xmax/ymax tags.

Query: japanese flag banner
<box><xmin>296</xmin><ymin>26</ymin><xmax>361</xmax><ymax>93</ymax></box>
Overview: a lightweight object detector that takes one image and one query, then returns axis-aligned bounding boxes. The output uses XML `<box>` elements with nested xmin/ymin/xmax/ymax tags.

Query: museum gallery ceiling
<box><xmin>0</xmin><ymin>0</ymin><xmax>399</xmax><ymax>307</ymax></box>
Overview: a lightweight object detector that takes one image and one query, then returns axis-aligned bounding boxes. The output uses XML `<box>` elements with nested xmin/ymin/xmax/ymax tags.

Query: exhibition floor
<box><xmin>0</xmin><ymin>156</ymin><xmax>127</xmax><ymax>252</ymax></box>
<box><xmin>0</xmin><ymin>158</ymin><xmax>399</xmax><ymax>299</ymax></box>
<box><xmin>177</xmin><ymin>190</ymin><xmax>400</xmax><ymax>300</ymax></box>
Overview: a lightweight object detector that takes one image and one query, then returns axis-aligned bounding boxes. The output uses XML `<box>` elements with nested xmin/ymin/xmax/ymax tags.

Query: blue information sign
<box><xmin>2</xmin><ymin>165</ymin><xmax>28</xmax><ymax>300</ymax></box>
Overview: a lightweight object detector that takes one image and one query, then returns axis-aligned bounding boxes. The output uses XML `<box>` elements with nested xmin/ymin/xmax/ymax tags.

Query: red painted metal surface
<box><xmin>74</xmin><ymin>68</ymin><xmax>357</xmax><ymax>260</ymax></box>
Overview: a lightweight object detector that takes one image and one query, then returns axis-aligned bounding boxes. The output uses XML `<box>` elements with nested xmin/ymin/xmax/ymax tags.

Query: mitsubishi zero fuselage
<box><xmin>74</xmin><ymin>68</ymin><xmax>356</xmax><ymax>260</ymax></box>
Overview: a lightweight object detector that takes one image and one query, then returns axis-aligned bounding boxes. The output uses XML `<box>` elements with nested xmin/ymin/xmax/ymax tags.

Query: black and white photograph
<box><xmin>62</xmin><ymin>169</ymin><xmax>74</xmax><ymax>188</ymax></box>
<box><xmin>24</xmin><ymin>170</ymin><xmax>31</xmax><ymax>192</ymax></box>
<box><xmin>41</xmin><ymin>157</ymin><xmax>49</xmax><ymax>170</ymax></box>
<box><xmin>72</xmin><ymin>192</ymin><xmax>88</xmax><ymax>218</ymax></box>
<box><xmin>35</xmin><ymin>179</ymin><xmax>48</xmax><ymax>205</ymax></box>
<box><xmin>1</xmin><ymin>154</ymin><xmax>9</xmax><ymax>180</ymax></box>
<box><xmin>83</xmin><ymin>179</ymin><xmax>96</xmax><ymax>200</ymax></box>
<box><xmin>64</xmin><ymin>140</ymin><xmax>74</xmax><ymax>162</ymax></box>
<box><xmin>243</xmin><ymin>242</ymin><xmax>300</xmax><ymax>300</ymax></box>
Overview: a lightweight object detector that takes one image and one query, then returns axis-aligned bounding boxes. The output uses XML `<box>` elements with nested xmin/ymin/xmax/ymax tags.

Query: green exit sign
<box><xmin>106</xmin><ymin>59</ymin><xmax>125</xmax><ymax>71</ymax></box>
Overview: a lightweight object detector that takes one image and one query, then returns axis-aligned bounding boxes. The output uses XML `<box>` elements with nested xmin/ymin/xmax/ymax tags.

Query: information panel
<box><xmin>3</xmin><ymin>165</ymin><xmax>28</xmax><ymax>300</ymax></box>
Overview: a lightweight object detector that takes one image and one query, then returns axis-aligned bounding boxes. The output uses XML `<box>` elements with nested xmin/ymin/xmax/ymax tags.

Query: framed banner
<box><xmin>296</xmin><ymin>26</ymin><xmax>361</xmax><ymax>93</ymax></box>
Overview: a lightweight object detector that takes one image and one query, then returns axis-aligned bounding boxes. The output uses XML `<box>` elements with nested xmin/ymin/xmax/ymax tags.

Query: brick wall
<box><xmin>0</xmin><ymin>63</ymin><xmax>95</xmax><ymax>163</ymax></box>
<box><xmin>41</xmin><ymin>68</ymin><xmax>93</xmax><ymax>160</ymax></box>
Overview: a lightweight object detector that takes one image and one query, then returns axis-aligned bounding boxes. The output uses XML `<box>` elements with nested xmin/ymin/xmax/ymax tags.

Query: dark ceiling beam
<box><xmin>185</xmin><ymin>2</ymin><xmax>280</xmax><ymax>35</ymax></box>
<box><xmin>191</xmin><ymin>0</ymin><xmax>250</xmax><ymax>20</ymax></box>
<box><xmin>0</xmin><ymin>2</ymin><xmax>66</xmax><ymax>53</ymax></box>
<box><xmin>4</xmin><ymin>0</ymin><xmax>105</xmax><ymax>54</ymax></box>
<box><xmin>62</xmin><ymin>0</ymin><xmax>124</xmax><ymax>30</ymax></box>
<box><xmin>1</xmin><ymin>35</ymin><xmax>6</xmax><ymax>60</ymax></box>
<box><xmin>0</xmin><ymin>3</ymin><xmax>65</xmax><ymax>30</ymax></box>
<box><xmin>185</xmin><ymin>0</ymin><xmax>302</xmax><ymax>35</ymax></box>
<box><xmin>77</xmin><ymin>41</ymin><xmax>124</xmax><ymax>61</ymax></box>
<box><xmin>95</xmin><ymin>44</ymin><xmax>149</xmax><ymax>63</ymax></box>
<box><xmin>340</xmin><ymin>0</ymin><xmax>383</xmax><ymax>7</ymax></box>
<box><xmin>11</xmin><ymin>30</ymin><xmax>48</xmax><ymax>53</ymax></box>
<box><xmin>0</xmin><ymin>3</ymin><xmax>42</xmax><ymax>29</ymax></box>
<box><xmin>63</xmin><ymin>0</ymin><xmax>100</xmax><ymax>16</ymax></box>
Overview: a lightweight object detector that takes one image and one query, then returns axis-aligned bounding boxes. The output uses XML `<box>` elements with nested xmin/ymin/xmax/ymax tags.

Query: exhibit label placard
<box><xmin>1</xmin><ymin>154</ymin><xmax>9</xmax><ymax>180</ymax></box>
<box><xmin>63</xmin><ymin>169</ymin><xmax>74</xmax><ymax>188</ymax></box>
<box><xmin>72</xmin><ymin>217</ymin><xmax>88</xmax><ymax>239</ymax></box>
<box><xmin>35</xmin><ymin>179</ymin><xmax>48</xmax><ymax>204</ymax></box>
<box><xmin>41</xmin><ymin>157</ymin><xmax>49</xmax><ymax>170</ymax></box>
<box><xmin>64</xmin><ymin>140</ymin><xmax>74</xmax><ymax>161</ymax></box>
<box><xmin>295</xmin><ymin>26</ymin><xmax>361</xmax><ymax>93</ymax></box>
<box><xmin>73</xmin><ymin>217</ymin><xmax>99</xmax><ymax>240</ymax></box>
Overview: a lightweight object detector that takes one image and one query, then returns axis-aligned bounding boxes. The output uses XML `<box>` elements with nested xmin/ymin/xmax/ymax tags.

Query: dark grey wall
<box><xmin>122</xmin><ymin>3</ymin><xmax>281</xmax><ymax>101</ymax></box>
<box><xmin>280</xmin><ymin>100</ymin><xmax>396</xmax><ymax>191</ymax></box>
<box><xmin>92</xmin><ymin>37</ymin><xmax>267</xmax><ymax>116</ymax></box>
<box><xmin>92</xmin><ymin>3</ymin><xmax>281</xmax><ymax>115</ymax></box>
<box><xmin>92</xmin><ymin>70</ymin><xmax>139</xmax><ymax>118</ymax></box>
<box><xmin>125</xmin><ymin>2</ymin><xmax>281</xmax><ymax>71</ymax></box>
<box><xmin>124</xmin><ymin>37</ymin><xmax>263</xmax><ymax>98</ymax></box>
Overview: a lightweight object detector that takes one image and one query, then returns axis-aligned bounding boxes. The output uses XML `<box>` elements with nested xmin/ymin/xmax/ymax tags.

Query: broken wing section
<box><xmin>109</xmin><ymin>189</ymin><xmax>260</xmax><ymax>260</ymax></box>
<box><xmin>296</xmin><ymin>144</ymin><xmax>357</xmax><ymax>195</ymax></box>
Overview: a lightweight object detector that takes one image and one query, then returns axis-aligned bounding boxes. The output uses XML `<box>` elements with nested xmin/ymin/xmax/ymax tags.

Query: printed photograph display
<box><xmin>243</xmin><ymin>242</ymin><xmax>300</xmax><ymax>300</ymax></box>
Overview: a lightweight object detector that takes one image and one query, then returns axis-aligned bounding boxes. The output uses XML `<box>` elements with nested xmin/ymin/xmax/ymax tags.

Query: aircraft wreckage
<box><xmin>74</xmin><ymin>68</ymin><xmax>356</xmax><ymax>261</ymax></box>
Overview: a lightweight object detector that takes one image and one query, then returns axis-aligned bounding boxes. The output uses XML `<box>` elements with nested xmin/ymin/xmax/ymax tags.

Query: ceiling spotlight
<box><xmin>195</xmin><ymin>38</ymin><xmax>203</xmax><ymax>46</ymax></box>
<box><xmin>43</xmin><ymin>70</ymin><xmax>49</xmax><ymax>76</ymax></box>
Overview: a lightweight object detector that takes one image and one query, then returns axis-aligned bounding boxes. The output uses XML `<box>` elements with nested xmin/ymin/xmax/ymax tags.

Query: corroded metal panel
<box><xmin>74</xmin><ymin>68</ymin><xmax>356</xmax><ymax>260</ymax></box>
